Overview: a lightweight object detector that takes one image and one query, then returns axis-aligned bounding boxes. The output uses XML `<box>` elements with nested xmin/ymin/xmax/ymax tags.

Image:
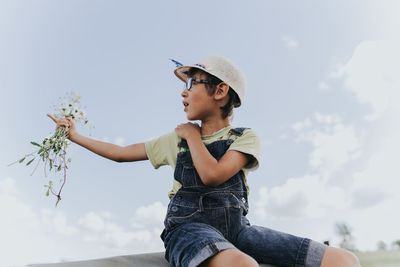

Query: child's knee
<box><xmin>342</xmin><ymin>250</ymin><xmax>360</xmax><ymax>267</ymax></box>
<box><xmin>321</xmin><ymin>247</ymin><xmax>360</xmax><ymax>267</ymax></box>
<box><xmin>232</xmin><ymin>251</ymin><xmax>258</xmax><ymax>267</ymax></box>
<box><xmin>200</xmin><ymin>248</ymin><xmax>258</xmax><ymax>267</ymax></box>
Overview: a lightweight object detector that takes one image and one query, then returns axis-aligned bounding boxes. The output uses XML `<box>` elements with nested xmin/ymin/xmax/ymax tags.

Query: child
<box><xmin>48</xmin><ymin>56</ymin><xmax>360</xmax><ymax>267</ymax></box>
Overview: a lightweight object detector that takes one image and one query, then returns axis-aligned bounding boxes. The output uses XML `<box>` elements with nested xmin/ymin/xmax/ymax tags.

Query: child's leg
<box><xmin>234</xmin><ymin>223</ymin><xmax>322</xmax><ymax>266</ymax></box>
<box><xmin>234</xmin><ymin>222</ymin><xmax>360</xmax><ymax>267</ymax></box>
<box><xmin>200</xmin><ymin>247</ymin><xmax>360</xmax><ymax>267</ymax></box>
<box><xmin>199</xmin><ymin>248</ymin><xmax>258</xmax><ymax>267</ymax></box>
<box><xmin>320</xmin><ymin>246</ymin><xmax>360</xmax><ymax>267</ymax></box>
<box><xmin>162</xmin><ymin>222</ymin><xmax>237</xmax><ymax>267</ymax></box>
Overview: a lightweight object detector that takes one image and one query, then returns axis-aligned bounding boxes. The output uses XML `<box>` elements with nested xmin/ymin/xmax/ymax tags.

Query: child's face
<box><xmin>181</xmin><ymin>73</ymin><xmax>217</xmax><ymax>121</ymax></box>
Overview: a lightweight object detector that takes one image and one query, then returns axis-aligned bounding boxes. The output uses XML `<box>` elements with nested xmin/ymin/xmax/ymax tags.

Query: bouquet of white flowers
<box><xmin>9</xmin><ymin>92</ymin><xmax>90</xmax><ymax>206</ymax></box>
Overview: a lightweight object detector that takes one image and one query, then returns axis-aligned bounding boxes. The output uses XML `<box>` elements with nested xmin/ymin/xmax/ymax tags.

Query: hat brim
<box><xmin>173</xmin><ymin>65</ymin><xmax>215</xmax><ymax>83</ymax></box>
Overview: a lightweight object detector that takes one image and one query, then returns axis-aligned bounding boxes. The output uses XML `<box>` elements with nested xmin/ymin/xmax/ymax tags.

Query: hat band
<box><xmin>194</xmin><ymin>63</ymin><xmax>207</xmax><ymax>69</ymax></box>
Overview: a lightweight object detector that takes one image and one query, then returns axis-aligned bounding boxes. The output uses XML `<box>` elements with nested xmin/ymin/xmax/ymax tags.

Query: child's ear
<box><xmin>214</xmin><ymin>82</ymin><xmax>229</xmax><ymax>100</ymax></box>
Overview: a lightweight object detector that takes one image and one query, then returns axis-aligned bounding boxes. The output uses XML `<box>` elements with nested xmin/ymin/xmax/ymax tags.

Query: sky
<box><xmin>1</xmin><ymin>0</ymin><xmax>400</xmax><ymax>266</ymax></box>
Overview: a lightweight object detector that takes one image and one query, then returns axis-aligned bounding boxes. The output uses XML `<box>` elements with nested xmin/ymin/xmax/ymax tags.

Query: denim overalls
<box><xmin>160</xmin><ymin>128</ymin><xmax>325</xmax><ymax>267</ymax></box>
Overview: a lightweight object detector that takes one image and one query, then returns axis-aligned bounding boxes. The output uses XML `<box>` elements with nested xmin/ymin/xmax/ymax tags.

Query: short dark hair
<box><xmin>184</xmin><ymin>68</ymin><xmax>240</xmax><ymax>119</ymax></box>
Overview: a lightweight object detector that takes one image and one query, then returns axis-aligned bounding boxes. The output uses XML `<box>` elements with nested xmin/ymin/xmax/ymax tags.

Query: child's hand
<box><xmin>175</xmin><ymin>122</ymin><xmax>201</xmax><ymax>140</ymax></box>
<box><xmin>47</xmin><ymin>113</ymin><xmax>77</xmax><ymax>140</ymax></box>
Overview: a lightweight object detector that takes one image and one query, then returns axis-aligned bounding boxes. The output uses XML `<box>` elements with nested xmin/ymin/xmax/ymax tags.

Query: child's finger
<box><xmin>66</xmin><ymin>117</ymin><xmax>74</xmax><ymax>127</ymax></box>
<box><xmin>47</xmin><ymin>114</ymin><xmax>57</xmax><ymax>123</ymax></box>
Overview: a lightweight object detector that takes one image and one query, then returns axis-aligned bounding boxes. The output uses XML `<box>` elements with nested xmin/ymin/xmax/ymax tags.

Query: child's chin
<box><xmin>185</xmin><ymin>112</ymin><xmax>199</xmax><ymax>121</ymax></box>
<box><xmin>187</xmin><ymin>116</ymin><xmax>197</xmax><ymax>121</ymax></box>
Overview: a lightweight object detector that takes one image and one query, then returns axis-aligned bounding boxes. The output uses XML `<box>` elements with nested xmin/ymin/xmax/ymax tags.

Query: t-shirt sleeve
<box><xmin>228</xmin><ymin>129</ymin><xmax>261</xmax><ymax>171</ymax></box>
<box><xmin>145</xmin><ymin>131</ymin><xmax>180</xmax><ymax>169</ymax></box>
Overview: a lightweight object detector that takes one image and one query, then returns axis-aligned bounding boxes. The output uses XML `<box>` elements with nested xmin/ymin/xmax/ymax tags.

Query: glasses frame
<box><xmin>185</xmin><ymin>77</ymin><xmax>212</xmax><ymax>91</ymax></box>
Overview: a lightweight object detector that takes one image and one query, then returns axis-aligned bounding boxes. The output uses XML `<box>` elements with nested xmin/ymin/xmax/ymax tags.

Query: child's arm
<box><xmin>47</xmin><ymin>114</ymin><xmax>148</xmax><ymax>162</ymax></box>
<box><xmin>70</xmin><ymin>134</ymin><xmax>148</xmax><ymax>162</ymax></box>
<box><xmin>175</xmin><ymin>123</ymin><xmax>251</xmax><ymax>187</ymax></box>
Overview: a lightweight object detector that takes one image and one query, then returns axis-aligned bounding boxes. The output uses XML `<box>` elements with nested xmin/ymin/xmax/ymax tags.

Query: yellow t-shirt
<box><xmin>145</xmin><ymin>125</ymin><xmax>261</xmax><ymax>199</ymax></box>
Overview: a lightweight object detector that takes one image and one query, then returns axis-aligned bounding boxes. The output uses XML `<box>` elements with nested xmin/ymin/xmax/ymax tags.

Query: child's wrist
<box><xmin>185</xmin><ymin>134</ymin><xmax>202</xmax><ymax>147</ymax></box>
<box><xmin>68</xmin><ymin>132</ymin><xmax>79</xmax><ymax>142</ymax></box>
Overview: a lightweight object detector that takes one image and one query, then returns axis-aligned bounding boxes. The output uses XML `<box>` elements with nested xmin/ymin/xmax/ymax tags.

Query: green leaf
<box><xmin>26</xmin><ymin>158</ymin><xmax>35</xmax><ymax>166</ymax></box>
<box><xmin>49</xmin><ymin>160</ymin><xmax>53</xmax><ymax>170</ymax></box>
<box><xmin>46</xmin><ymin>189</ymin><xmax>50</xmax><ymax>196</ymax></box>
<box><xmin>30</xmin><ymin>141</ymin><xmax>41</xmax><ymax>147</ymax></box>
<box><xmin>19</xmin><ymin>157</ymin><xmax>25</xmax><ymax>163</ymax></box>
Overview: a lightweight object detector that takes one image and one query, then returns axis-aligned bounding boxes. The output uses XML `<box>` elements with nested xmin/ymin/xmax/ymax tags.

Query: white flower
<box><xmin>44</xmin><ymin>139</ymin><xmax>51</xmax><ymax>147</ymax></box>
<box><xmin>53</xmin><ymin>92</ymin><xmax>89</xmax><ymax>126</ymax></box>
<box><xmin>71</xmin><ymin>91</ymin><xmax>82</xmax><ymax>103</ymax></box>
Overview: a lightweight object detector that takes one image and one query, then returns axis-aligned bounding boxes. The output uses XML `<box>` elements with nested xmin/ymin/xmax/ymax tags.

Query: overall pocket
<box><xmin>165</xmin><ymin>204</ymin><xmax>201</xmax><ymax>230</ymax></box>
<box><xmin>180</xmin><ymin>163</ymin><xmax>202</xmax><ymax>188</ymax></box>
<box><xmin>229</xmin><ymin>192</ymin><xmax>249</xmax><ymax>215</ymax></box>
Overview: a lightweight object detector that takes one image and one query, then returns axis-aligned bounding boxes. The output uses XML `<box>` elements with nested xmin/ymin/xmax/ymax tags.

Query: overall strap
<box><xmin>178</xmin><ymin>138</ymin><xmax>189</xmax><ymax>150</ymax></box>
<box><xmin>229</xmin><ymin>127</ymin><xmax>249</xmax><ymax>137</ymax></box>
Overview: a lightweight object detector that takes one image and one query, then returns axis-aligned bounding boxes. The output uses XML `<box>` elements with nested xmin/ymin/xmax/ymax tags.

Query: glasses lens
<box><xmin>186</xmin><ymin>78</ymin><xmax>193</xmax><ymax>90</ymax></box>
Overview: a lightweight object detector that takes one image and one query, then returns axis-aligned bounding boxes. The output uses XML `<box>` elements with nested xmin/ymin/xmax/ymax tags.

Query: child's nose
<box><xmin>181</xmin><ymin>89</ymin><xmax>188</xmax><ymax>97</ymax></box>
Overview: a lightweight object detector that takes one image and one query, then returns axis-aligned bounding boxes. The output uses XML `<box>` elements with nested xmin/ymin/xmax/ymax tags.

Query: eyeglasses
<box><xmin>184</xmin><ymin>77</ymin><xmax>211</xmax><ymax>91</ymax></box>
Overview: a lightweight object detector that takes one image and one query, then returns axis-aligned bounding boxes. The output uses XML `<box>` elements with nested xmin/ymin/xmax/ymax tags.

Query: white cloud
<box><xmin>335</xmin><ymin>40</ymin><xmax>400</xmax><ymax>120</ymax></box>
<box><xmin>317</xmin><ymin>6</ymin><xmax>400</xmax><ymax>249</ymax></box>
<box><xmin>101</xmin><ymin>136</ymin><xmax>110</xmax><ymax>143</ymax></box>
<box><xmin>101</xmin><ymin>136</ymin><xmax>126</xmax><ymax>146</ymax></box>
<box><xmin>41</xmin><ymin>209</ymin><xmax>78</xmax><ymax>236</ymax></box>
<box><xmin>76</xmin><ymin>206</ymin><xmax>165</xmax><ymax>250</ymax></box>
<box><xmin>0</xmin><ymin>177</ymin><xmax>61</xmax><ymax>266</ymax></box>
<box><xmin>345</xmin><ymin>193</ymin><xmax>400</xmax><ymax>251</ymax></box>
<box><xmin>254</xmin><ymin>175</ymin><xmax>347</xmax><ymax>220</ymax></box>
<box><xmin>254</xmin><ymin>39</ymin><xmax>400</xmax><ymax>251</ymax></box>
<box><xmin>275</xmin><ymin>39</ymin><xmax>400</xmax><ymax>250</ymax></box>
<box><xmin>131</xmin><ymin>201</ymin><xmax>167</xmax><ymax>224</ymax></box>
<box><xmin>265</xmin><ymin>40</ymin><xmax>400</xmax><ymax>249</ymax></box>
<box><xmin>332</xmin><ymin>39</ymin><xmax>400</xmax><ymax>198</ymax></box>
<box><xmin>344</xmin><ymin>40</ymin><xmax>400</xmax><ymax>250</ymax></box>
<box><xmin>318</xmin><ymin>81</ymin><xmax>330</xmax><ymax>91</ymax></box>
<box><xmin>78</xmin><ymin>211</ymin><xmax>108</xmax><ymax>232</ymax></box>
<box><xmin>350</xmin><ymin>187</ymin><xmax>387</xmax><ymax>209</ymax></box>
<box><xmin>291</xmin><ymin>117</ymin><xmax>312</xmax><ymax>132</ymax></box>
<box><xmin>368</xmin><ymin>1</ymin><xmax>400</xmax><ymax>41</ymax></box>
<box><xmin>291</xmin><ymin>113</ymin><xmax>361</xmax><ymax>177</ymax></box>
<box><xmin>0</xmin><ymin>177</ymin><xmax>19</xmax><ymax>195</ymax></box>
<box><xmin>0</xmin><ymin>177</ymin><xmax>166</xmax><ymax>266</ymax></box>
<box><xmin>114</xmin><ymin>136</ymin><xmax>125</xmax><ymax>146</ymax></box>
<box><xmin>349</xmin><ymin>123</ymin><xmax>400</xmax><ymax>209</ymax></box>
<box><xmin>283</xmin><ymin>35</ymin><xmax>299</xmax><ymax>49</ymax></box>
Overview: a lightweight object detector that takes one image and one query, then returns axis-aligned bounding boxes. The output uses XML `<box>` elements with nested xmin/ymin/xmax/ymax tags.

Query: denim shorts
<box><xmin>161</xmin><ymin>214</ymin><xmax>326</xmax><ymax>267</ymax></box>
<box><xmin>162</xmin><ymin>131</ymin><xmax>327</xmax><ymax>267</ymax></box>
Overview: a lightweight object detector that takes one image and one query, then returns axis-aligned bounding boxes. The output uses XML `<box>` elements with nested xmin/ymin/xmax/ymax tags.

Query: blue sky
<box><xmin>1</xmin><ymin>1</ymin><xmax>400</xmax><ymax>266</ymax></box>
